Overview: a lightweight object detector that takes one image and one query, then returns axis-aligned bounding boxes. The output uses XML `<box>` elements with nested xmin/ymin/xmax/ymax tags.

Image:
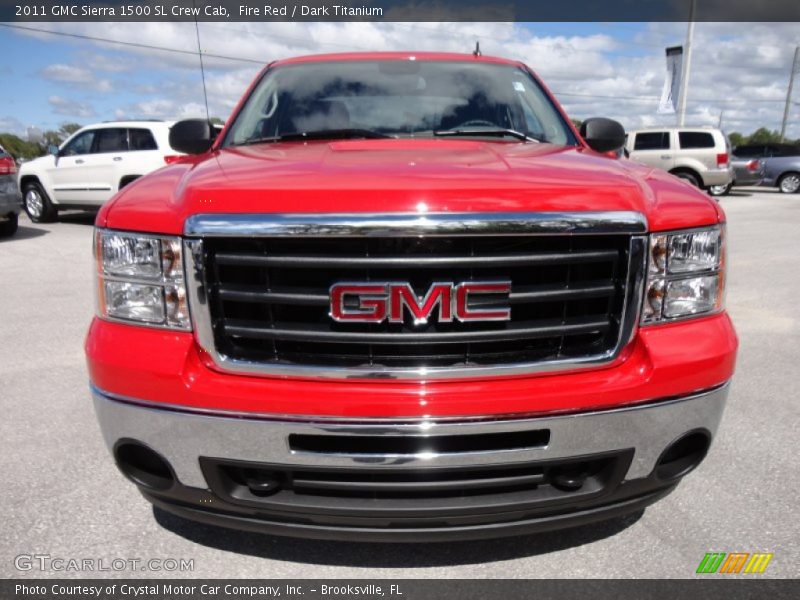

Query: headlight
<box><xmin>641</xmin><ymin>226</ymin><xmax>725</xmax><ymax>324</ymax></box>
<box><xmin>94</xmin><ymin>230</ymin><xmax>190</xmax><ymax>330</ymax></box>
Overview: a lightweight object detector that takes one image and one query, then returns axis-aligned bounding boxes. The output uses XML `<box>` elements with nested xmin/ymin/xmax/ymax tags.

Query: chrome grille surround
<box><xmin>184</xmin><ymin>212</ymin><xmax>647</xmax><ymax>381</ymax></box>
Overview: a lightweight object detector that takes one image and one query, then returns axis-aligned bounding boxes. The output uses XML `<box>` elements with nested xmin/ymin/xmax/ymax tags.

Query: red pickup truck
<box><xmin>86</xmin><ymin>52</ymin><xmax>737</xmax><ymax>542</ymax></box>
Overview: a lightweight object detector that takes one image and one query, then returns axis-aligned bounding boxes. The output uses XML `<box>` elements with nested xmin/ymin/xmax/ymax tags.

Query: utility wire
<box><xmin>0</xmin><ymin>22</ymin><xmax>264</xmax><ymax>64</ymax></box>
<box><xmin>0</xmin><ymin>22</ymin><xmax>792</xmax><ymax>105</ymax></box>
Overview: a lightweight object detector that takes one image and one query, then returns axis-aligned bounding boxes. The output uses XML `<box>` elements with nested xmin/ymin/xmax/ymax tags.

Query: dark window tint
<box><xmin>61</xmin><ymin>131</ymin><xmax>96</xmax><ymax>156</ymax></box>
<box><xmin>732</xmin><ymin>145</ymin><xmax>764</xmax><ymax>158</ymax></box>
<box><xmin>678</xmin><ymin>132</ymin><xmax>715</xmax><ymax>149</ymax></box>
<box><xmin>767</xmin><ymin>144</ymin><xmax>800</xmax><ymax>157</ymax></box>
<box><xmin>225</xmin><ymin>60</ymin><xmax>575</xmax><ymax>146</ymax></box>
<box><xmin>633</xmin><ymin>132</ymin><xmax>670</xmax><ymax>150</ymax></box>
<box><xmin>93</xmin><ymin>128</ymin><xmax>128</xmax><ymax>153</ymax></box>
<box><xmin>129</xmin><ymin>128</ymin><xmax>158</xmax><ymax>151</ymax></box>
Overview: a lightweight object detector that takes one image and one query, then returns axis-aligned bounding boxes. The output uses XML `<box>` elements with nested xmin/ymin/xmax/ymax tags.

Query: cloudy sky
<box><xmin>0</xmin><ymin>21</ymin><xmax>799</xmax><ymax>138</ymax></box>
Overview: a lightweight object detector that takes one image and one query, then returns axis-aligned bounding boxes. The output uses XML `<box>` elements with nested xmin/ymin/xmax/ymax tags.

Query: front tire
<box><xmin>708</xmin><ymin>182</ymin><xmax>732</xmax><ymax>196</ymax></box>
<box><xmin>778</xmin><ymin>172</ymin><xmax>800</xmax><ymax>194</ymax></box>
<box><xmin>22</xmin><ymin>182</ymin><xmax>57</xmax><ymax>223</ymax></box>
<box><xmin>0</xmin><ymin>213</ymin><xmax>18</xmax><ymax>237</ymax></box>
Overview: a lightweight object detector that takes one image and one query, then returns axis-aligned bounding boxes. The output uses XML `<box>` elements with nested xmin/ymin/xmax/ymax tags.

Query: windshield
<box><xmin>224</xmin><ymin>60</ymin><xmax>576</xmax><ymax>146</ymax></box>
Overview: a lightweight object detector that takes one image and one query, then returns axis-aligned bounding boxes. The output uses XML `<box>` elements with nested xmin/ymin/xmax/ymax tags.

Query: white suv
<box><xmin>18</xmin><ymin>121</ymin><xmax>182</xmax><ymax>222</ymax></box>
<box><xmin>625</xmin><ymin>127</ymin><xmax>733</xmax><ymax>191</ymax></box>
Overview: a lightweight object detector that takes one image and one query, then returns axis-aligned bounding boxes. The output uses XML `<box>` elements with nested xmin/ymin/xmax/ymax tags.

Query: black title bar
<box><xmin>3</xmin><ymin>0</ymin><xmax>800</xmax><ymax>22</ymax></box>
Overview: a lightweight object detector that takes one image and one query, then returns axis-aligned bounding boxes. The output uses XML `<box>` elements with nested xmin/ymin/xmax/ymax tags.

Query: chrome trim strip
<box><xmin>183</xmin><ymin>213</ymin><xmax>648</xmax><ymax>380</ymax></box>
<box><xmin>90</xmin><ymin>381</ymin><xmax>726</xmax><ymax>424</ymax></box>
<box><xmin>92</xmin><ymin>382</ymin><xmax>730</xmax><ymax>487</ymax></box>
<box><xmin>184</xmin><ymin>211</ymin><xmax>648</xmax><ymax>237</ymax></box>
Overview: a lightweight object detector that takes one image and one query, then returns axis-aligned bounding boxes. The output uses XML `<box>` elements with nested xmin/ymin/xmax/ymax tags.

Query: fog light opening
<box><xmin>114</xmin><ymin>441</ymin><xmax>176</xmax><ymax>491</ymax></box>
<box><xmin>551</xmin><ymin>465</ymin><xmax>590</xmax><ymax>491</ymax></box>
<box><xmin>655</xmin><ymin>430</ymin><xmax>711</xmax><ymax>481</ymax></box>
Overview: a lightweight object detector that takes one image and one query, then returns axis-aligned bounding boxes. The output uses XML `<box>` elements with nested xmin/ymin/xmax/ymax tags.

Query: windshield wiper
<box><xmin>239</xmin><ymin>128</ymin><xmax>394</xmax><ymax>145</ymax></box>
<box><xmin>433</xmin><ymin>128</ymin><xmax>540</xmax><ymax>142</ymax></box>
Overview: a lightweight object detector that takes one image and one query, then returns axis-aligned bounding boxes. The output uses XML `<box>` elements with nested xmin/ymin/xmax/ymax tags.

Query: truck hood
<box><xmin>100</xmin><ymin>139</ymin><xmax>723</xmax><ymax>234</ymax></box>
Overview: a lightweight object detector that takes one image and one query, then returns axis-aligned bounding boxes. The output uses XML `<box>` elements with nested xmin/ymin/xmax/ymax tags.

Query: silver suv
<box><xmin>625</xmin><ymin>128</ymin><xmax>733</xmax><ymax>191</ymax></box>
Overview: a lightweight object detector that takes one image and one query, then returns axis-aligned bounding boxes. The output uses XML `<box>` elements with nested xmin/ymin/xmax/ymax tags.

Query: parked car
<box><xmin>708</xmin><ymin>155</ymin><xmax>766</xmax><ymax>196</ymax></box>
<box><xmin>0</xmin><ymin>144</ymin><xmax>22</xmax><ymax>237</ymax></box>
<box><xmin>86</xmin><ymin>52</ymin><xmax>737</xmax><ymax>541</ymax></box>
<box><xmin>625</xmin><ymin>127</ymin><xmax>733</xmax><ymax>191</ymax></box>
<box><xmin>730</xmin><ymin>143</ymin><xmax>800</xmax><ymax>193</ymax></box>
<box><xmin>17</xmin><ymin>121</ymin><xmax>183</xmax><ymax>222</ymax></box>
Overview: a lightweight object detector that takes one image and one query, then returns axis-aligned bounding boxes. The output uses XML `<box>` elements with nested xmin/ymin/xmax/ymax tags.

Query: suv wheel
<box><xmin>0</xmin><ymin>213</ymin><xmax>18</xmax><ymax>237</ymax></box>
<box><xmin>709</xmin><ymin>183</ymin><xmax>732</xmax><ymax>196</ymax></box>
<box><xmin>778</xmin><ymin>172</ymin><xmax>800</xmax><ymax>194</ymax></box>
<box><xmin>673</xmin><ymin>171</ymin><xmax>700</xmax><ymax>187</ymax></box>
<box><xmin>22</xmin><ymin>182</ymin><xmax>57</xmax><ymax>223</ymax></box>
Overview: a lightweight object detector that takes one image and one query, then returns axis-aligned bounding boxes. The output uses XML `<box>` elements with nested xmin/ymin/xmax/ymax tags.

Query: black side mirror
<box><xmin>169</xmin><ymin>119</ymin><xmax>217</xmax><ymax>155</ymax></box>
<box><xmin>579</xmin><ymin>118</ymin><xmax>626</xmax><ymax>153</ymax></box>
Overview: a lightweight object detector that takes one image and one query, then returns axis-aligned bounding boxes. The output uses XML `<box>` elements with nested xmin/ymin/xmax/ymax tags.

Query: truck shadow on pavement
<box><xmin>153</xmin><ymin>507</ymin><xmax>643</xmax><ymax>567</ymax></box>
<box><xmin>0</xmin><ymin>225</ymin><xmax>48</xmax><ymax>242</ymax></box>
<box><xmin>57</xmin><ymin>210</ymin><xmax>98</xmax><ymax>225</ymax></box>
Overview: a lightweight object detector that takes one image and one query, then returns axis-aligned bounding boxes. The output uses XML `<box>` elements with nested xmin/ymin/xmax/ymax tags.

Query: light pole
<box><xmin>780</xmin><ymin>46</ymin><xmax>799</xmax><ymax>142</ymax></box>
<box><xmin>677</xmin><ymin>0</ymin><xmax>696</xmax><ymax>127</ymax></box>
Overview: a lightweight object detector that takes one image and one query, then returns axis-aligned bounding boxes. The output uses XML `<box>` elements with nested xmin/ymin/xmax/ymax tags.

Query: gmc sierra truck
<box><xmin>86</xmin><ymin>52</ymin><xmax>737</xmax><ymax>542</ymax></box>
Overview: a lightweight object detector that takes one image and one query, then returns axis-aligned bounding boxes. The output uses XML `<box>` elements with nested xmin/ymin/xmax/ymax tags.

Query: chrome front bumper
<box><xmin>92</xmin><ymin>383</ymin><xmax>729</xmax><ymax>489</ymax></box>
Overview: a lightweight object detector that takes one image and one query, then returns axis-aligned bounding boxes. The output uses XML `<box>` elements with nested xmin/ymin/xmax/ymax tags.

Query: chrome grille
<box><xmin>185</xmin><ymin>212</ymin><xmax>646</xmax><ymax>380</ymax></box>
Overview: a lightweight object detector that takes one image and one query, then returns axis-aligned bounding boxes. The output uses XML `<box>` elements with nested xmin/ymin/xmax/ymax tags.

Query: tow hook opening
<box><xmin>114</xmin><ymin>441</ymin><xmax>176</xmax><ymax>491</ymax></box>
<box><xmin>655</xmin><ymin>430</ymin><xmax>711</xmax><ymax>481</ymax></box>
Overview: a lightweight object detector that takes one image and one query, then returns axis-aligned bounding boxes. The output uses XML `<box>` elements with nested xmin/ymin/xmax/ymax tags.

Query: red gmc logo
<box><xmin>330</xmin><ymin>281</ymin><xmax>512</xmax><ymax>324</ymax></box>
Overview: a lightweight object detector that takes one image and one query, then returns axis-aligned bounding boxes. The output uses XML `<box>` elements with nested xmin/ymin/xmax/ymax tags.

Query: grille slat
<box><xmin>224</xmin><ymin>317</ymin><xmax>610</xmax><ymax>344</ymax></box>
<box><xmin>201</xmin><ymin>232</ymin><xmax>633</xmax><ymax>371</ymax></box>
<box><xmin>216</xmin><ymin>282</ymin><xmax>617</xmax><ymax>306</ymax></box>
<box><xmin>213</xmin><ymin>249</ymin><xmax>619</xmax><ymax>269</ymax></box>
<box><xmin>218</xmin><ymin>287</ymin><xmax>329</xmax><ymax>305</ymax></box>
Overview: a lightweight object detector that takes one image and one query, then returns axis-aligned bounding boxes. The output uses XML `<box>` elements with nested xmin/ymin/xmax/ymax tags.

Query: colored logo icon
<box><xmin>696</xmin><ymin>552</ymin><xmax>773</xmax><ymax>574</ymax></box>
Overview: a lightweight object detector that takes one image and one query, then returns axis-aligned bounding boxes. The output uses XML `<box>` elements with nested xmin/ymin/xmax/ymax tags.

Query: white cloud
<box><xmin>48</xmin><ymin>96</ymin><xmax>97</xmax><ymax>118</ymax></box>
<box><xmin>0</xmin><ymin>116</ymin><xmax>26</xmax><ymax>136</ymax></box>
<box><xmin>81</xmin><ymin>52</ymin><xmax>133</xmax><ymax>73</ymax></box>
<box><xmin>40</xmin><ymin>63</ymin><xmax>113</xmax><ymax>92</ymax></box>
<box><xmin>114</xmin><ymin>99</ymin><xmax>207</xmax><ymax>121</ymax></box>
<box><xmin>11</xmin><ymin>21</ymin><xmax>800</xmax><ymax>138</ymax></box>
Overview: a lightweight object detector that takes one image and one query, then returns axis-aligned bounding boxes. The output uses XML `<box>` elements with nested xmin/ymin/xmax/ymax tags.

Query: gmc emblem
<box><xmin>330</xmin><ymin>281</ymin><xmax>512</xmax><ymax>324</ymax></box>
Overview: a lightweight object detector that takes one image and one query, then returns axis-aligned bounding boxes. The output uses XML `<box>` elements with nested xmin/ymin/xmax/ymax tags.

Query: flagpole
<box><xmin>677</xmin><ymin>0</ymin><xmax>696</xmax><ymax>127</ymax></box>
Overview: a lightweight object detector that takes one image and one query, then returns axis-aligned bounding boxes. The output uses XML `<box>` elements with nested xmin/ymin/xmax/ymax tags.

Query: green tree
<box><xmin>747</xmin><ymin>127</ymin><xmax>781</xmax><ymax>144</ymax></box>
<box><xmin>0</xmin><ymin>133</ymin><xmax>44</xmax><ymax>160</ymax></box>
<box><xmin>728</xmin><ymin>132</ymin><xmax>745</xmax><ymax>148</ymax></box>
<box><xmin>59</xmin><ymin>122</ymin><xmax>82</xmax><ymax>137</ymax></box>
<box><xmin>570</xmin><ymin>118</ymin><xmax>583</xmax><ymax>130</ymax></box>
<box><xmin>42</xmin><ymin>130</ymin><xmax>64</xmax><ymax>147</ymax></box>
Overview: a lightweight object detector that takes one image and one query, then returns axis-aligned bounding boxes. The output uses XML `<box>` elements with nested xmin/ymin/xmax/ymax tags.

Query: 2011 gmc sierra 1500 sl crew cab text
<box><xmin>85</xmin><ymin>52</ymin><xmax>738</xmax><ymax>542</ymax></box>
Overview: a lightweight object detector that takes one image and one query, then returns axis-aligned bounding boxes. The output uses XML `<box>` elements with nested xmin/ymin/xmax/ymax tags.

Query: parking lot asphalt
<box><xmin>1</xmin><ymin>188</ymin><xmax>798</xmax><ymax>579</ymax></box>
